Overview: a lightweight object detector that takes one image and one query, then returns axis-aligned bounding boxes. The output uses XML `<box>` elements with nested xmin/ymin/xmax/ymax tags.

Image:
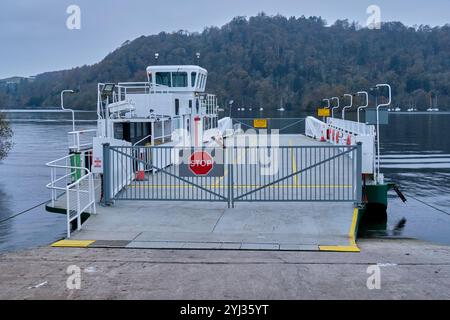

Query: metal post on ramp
<box><xmin>228</xmin><ymin>146</ymin><xmax>234</xmax><ymax>208</ymax></box>
<box><xmin>102</xmin><ymin>143</ymin><xmax>112</xmax><ymax>206</ymax></box>
<box><xmin>356</xmin><ymin>142</ymin><xmax>363</xmax><ymax>205</ymax></box>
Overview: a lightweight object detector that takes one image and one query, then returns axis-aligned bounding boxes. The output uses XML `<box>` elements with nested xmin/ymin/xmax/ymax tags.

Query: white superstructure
<box><xmin>95</xmin><ymin>65</ymin><xmax>226</xmax><ymax>149</ymax></box>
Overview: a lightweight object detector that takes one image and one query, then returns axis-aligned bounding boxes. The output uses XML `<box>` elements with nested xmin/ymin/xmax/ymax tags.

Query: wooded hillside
<box><xmin>2</xmin><ymin>14</ymin><xmax>450</xmax><ymax>111</ymax></box>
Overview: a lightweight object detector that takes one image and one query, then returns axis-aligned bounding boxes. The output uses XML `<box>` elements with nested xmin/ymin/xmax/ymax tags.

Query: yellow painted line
<box><xmin>319</xmin><ymin>207</ymin><xmax>360</xmax><ymax>253</ymax></box>
<box><xmin>289</xmin><ymin>140</ymin><xmax>298</xmax><ymax>185</ymax></box>
<box><xmin>214</xmin><ymin>168</ymin><xmax>227</xmax><ymax>188</ymax></box>
<box><xmin>51</xmin><ymin>240</ymin><xmax>95</xmax><ymax>248</ymax></box>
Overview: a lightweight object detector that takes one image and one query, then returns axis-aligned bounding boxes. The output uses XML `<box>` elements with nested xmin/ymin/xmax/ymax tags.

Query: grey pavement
<box><xmin>0</xmin><ymin>239</ymin><xmax>449</xmax><ymax>300</ymax></box>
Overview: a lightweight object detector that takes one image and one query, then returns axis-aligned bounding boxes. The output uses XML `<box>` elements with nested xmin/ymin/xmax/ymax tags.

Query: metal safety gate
<box><xmin>103</xmin><ymin>144</ymin><xmax>362</xmax><ymax>207</ymax></box>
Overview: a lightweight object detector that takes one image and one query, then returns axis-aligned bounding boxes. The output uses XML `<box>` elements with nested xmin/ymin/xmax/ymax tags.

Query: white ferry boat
<box><xmin>45</xmin><ymin>66</ymin><xmax>405</xmax><ymax>252</ymax></box>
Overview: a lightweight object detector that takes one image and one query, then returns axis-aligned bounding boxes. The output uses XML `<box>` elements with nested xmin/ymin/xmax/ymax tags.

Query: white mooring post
<box><xmin>331</xmin><ymin>97</ymin><xmax>340</xmax><ymax>118</ymax></box>
<box><xmin>375</xmin><ymin>84</ymin><xmax>392</xmax><ymax>183</ymax></box>
<box><xmin>342</xmin><ymin>94</ymin><xmax>353</xmax><ymax>120</ymax></box>
<box><xmin>322</xmin><ymin>98</ymin><xmax>330</xmax><ymax>122</ymax></box>
<box><xmin>357</xmin><ymin>91</ymin><xmax>369</xmax><ymax>123</ymax></box>
<box><xmin>61</xmin><ymin>89</ymin><xmax>77</xmax><ymax>132</ymax></box>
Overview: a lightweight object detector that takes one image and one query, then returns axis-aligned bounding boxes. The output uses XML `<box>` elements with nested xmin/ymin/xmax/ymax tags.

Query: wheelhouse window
<box><xmin>198</xmin><ymin>74</ymin><xmax>203</xmax><ymax>88</ymax></box>
<box><xmin>172</xmin><ymin>72</ymin><xmax>188</xmax><ymax>87</ymax></box>
<box><xmin>191</xmin><ymin>72</ymin><xmax>197</xmax><ymax>87</ymax></box>
<box><xmin>199</xmin><ymin>74</ymin><xmax>206</xmax><ymax>89</ymax></box>
<box><xmin>155</xmin><ymin>72</ymin><xmax>171</xmax><ymax>87</ymax></box>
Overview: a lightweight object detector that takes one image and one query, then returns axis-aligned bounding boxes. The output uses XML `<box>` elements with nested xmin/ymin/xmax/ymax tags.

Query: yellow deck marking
<box><xmin>319</xmin><ymin>207</ymin><xmax>360</xmax><ymax>253</ymax></box>
<box><xmin>289</xmin><ymin>140</ymin><xmax>298</xmax><ymax>185</ymax></box>
<box><xmin>214</xmin><ymin>168</ymin><xmax>228</xmax><ymax>188</ymax></box>
<box><xmin>51</xmin><ymin>240</ymin><xmax>95</xmax><ymax>248</ymax></box>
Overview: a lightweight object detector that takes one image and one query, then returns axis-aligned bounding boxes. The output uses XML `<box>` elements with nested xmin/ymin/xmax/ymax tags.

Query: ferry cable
<box><xmin>0</xmin><ymin>200</ymin><xmax>50</xmax><ymax>225</ymax></box>
<box><xmin>407</xmin><ymin>194</ymin><xmax>450</xmax><ymax>216</ymax></box>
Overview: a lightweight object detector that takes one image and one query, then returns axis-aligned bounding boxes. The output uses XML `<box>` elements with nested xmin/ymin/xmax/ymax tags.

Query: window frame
<box><xmin>172</xmin><ymin>71</ymin><xmax>188</xmax><ymax>88</ymax></box>
<box><xmin>155</xmin><ymin>72</ymin><xmax>172</xmax><ymax>87</ymax></box>
<box><xmin>191</xmin><ymin>72</ymin><xmax>197</xmax><ymax>88</ymax></box>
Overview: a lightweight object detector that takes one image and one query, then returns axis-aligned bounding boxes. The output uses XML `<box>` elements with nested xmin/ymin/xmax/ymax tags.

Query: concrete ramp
<box><xmin>66</xmin><ymin>201</ymin><xmax>359</xmax><ymax>252</ymax></box>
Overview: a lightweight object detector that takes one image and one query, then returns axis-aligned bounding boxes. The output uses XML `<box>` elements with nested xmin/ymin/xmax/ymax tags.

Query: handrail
<box><xmin>327</xmin><ymin>118</ymin><xmax>375</xmax><ymax>136</ymax></box>
<box><xmin>133</xmin><ymin>134</ymin><xmax>152</xmax><ymax>147</ymax></box>
<box><xmin>46</xmin><ymin>154</ymin><xmax>91</xmax><ymax>198</ymax></box>
<box><xmin>68</xmin><ymin>129</ymin><xmax>97</xmax><ymax>152</ymax></box>
<box><xmin>46</xmin><ymin>152</ymin><xmax>97</xmax><ymax>238</ymax></box>
<box><xmin>67</xmin><ymin>129</ymin><xmax>97</xmax><ymax>135</ymax></box>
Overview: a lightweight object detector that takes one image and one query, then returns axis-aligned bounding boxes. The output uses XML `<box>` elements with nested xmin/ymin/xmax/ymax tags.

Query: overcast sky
<box><xmin>1</xmin><ymin>0</ymin><xmax>449</xmax><ymax>79</ymax></box>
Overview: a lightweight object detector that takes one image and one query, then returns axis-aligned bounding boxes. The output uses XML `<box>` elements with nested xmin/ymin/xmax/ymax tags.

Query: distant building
<box><xmin>0</xmin><ymin>76</ymin><xmax>35</xmax><ymax>87</ymax></box>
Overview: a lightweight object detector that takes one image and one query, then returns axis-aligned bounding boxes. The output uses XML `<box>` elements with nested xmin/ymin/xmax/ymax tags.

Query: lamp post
<box><xmin>228</xmin><ymin>100</ymin><xmax>234</xmax><ymax>118</ymax></box>
<box><xmin>356</xmin><ymin>91</ymin><xmax>369</xmax><ymax>123</ymax></box>
<box><xmin>331</xmin><ymin>97</ymin><xmax>340</xmax><ymax>118</ymax></box>
<box><xmin>370</xmin><ymin>86</ymin><xmax>379</xmax><ymax>109</ymax></box>
<box><xmin>322</xmin><ymin>98</ymin><xmax>330</xmax><ymax>121</ymax></box>
<box><xmin>61</xmin><ymin>89</ymin><xmax>77</xmax><ymax>132</ymax></box>
<box><xmin>342</xmin><ymin>94</ymin><xmax>353</xmax><ymax>120</ymax></box>
<box><xmin>375</xmin><ymin>84</ymin><xmax>392</xmax><ymax>183</ymax></box>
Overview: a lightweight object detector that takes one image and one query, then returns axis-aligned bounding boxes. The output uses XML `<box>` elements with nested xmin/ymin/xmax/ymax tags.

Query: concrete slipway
<box><xmin>1</xmin><ymin>239</ymin><xmax>450</xmax><ymax>299</ymax></box>
<box><xmin>51</xmin><ymin>134</ymin><xmax>359</xmax><ymax>252</ymax></box>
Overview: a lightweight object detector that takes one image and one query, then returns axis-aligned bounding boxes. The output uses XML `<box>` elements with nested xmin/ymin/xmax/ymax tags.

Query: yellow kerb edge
<box><xmin>319</xmin><ymin>208</ymin><xmax>360</xmax><ymax>252</ymax></box>
<box><xmin>51</xmin><ymin>240</ymin><xmax>96</xmax><ymax>248</ymax></box>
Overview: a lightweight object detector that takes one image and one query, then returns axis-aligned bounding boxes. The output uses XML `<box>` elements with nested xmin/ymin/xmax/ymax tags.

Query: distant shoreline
<box><xmin>0</xmin><ymin>109</ymin><xmax>96</xmax><ymax>113</ymax></box>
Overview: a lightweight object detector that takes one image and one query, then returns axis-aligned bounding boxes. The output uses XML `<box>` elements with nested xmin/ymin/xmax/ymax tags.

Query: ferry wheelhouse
<box><xmin>95</xmin><ymin>65</ymin><xmax>229</xmax><ymax>151</ymax></box>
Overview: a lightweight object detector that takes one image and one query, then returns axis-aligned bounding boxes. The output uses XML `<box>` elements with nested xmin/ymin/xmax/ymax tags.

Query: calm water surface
<box><xmin>0</xmin><ymin>113</ymin><xmax>449</xmax><ymax>252</ymax></box>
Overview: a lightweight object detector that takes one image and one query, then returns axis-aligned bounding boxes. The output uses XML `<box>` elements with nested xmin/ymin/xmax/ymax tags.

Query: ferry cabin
<box><xmin>96</xmin><ymin>65</ymin><xmax>219</xmax><ymax>148</ymax></box>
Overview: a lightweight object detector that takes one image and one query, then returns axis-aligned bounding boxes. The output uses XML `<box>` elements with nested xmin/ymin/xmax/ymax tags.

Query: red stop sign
<box><xmin>189</xmin><ymin>151</ymin><xmax>214</xmax><ymax>176</ymax></box>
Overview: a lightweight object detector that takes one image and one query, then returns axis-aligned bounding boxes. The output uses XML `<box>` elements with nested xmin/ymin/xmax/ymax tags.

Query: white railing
<box><xmin>305</xmin><ymin>116</ymin><xmax>327</xmax><ymax>140</ymax></box>
<box><xmin>117</xmin><ymin>82</ymin><xmax>170</xmax><ymax>97</ymax></box>
<box><xmin>327</xmin><ymin>118</ymin><xmax>375</xmax><ymax>136</ymax></box>
<box><xmin>46</xmin><ymin>153</ymin><xmax>97</xmax><ymax>238</ymax></box>
<box><xmin>68</xmin><ymin>129</ymin><xmax>97</xmax><ymax>152</ymax></box>
<box><xmin>201</xmin><ymin>94</ymin><xmax>218</xmax><ymax>116</ymax></box>
<box><xmin>306</xmin><ymin>117</ymin><xmax>376</xmax><ymax>174</ymax></box>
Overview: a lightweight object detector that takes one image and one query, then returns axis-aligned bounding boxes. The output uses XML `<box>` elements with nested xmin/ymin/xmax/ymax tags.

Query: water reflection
<box><xmin>363</xmin><ymin>113</ymin><xmax>450</xmax><ymax>244</ymax></box>
<box><xmin>0</xmin><ymin>122</ymin><xmax>95</xmax><ymax>252</ymax></box>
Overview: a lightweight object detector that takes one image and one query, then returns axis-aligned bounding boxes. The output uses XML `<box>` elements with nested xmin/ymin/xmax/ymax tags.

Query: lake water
<box><xmin>1</xmin><ymin>112</ymin><xmax>450</xmax><ymax>252</ymax></box>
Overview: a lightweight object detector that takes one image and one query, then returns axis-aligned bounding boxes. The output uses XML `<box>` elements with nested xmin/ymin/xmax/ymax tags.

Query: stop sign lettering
<box><xmin>189</xmin><ymin>151</ymin><xmax>214</xmax><ymax>176</ymax></box>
